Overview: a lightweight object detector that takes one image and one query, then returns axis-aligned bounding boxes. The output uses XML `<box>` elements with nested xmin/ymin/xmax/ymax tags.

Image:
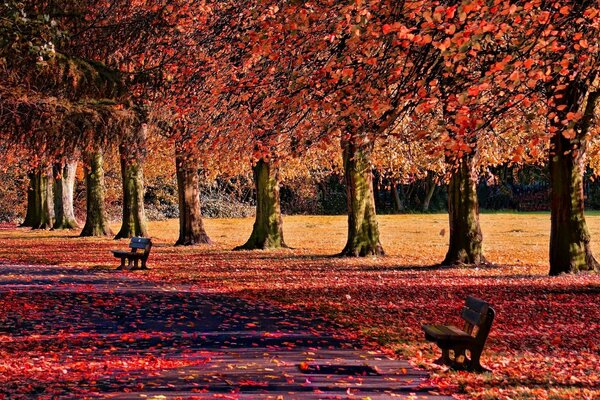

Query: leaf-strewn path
<box><xmin>0</xmin><ymin>264</ymin><xmax>449</xmax><ymax>399</ymax></box>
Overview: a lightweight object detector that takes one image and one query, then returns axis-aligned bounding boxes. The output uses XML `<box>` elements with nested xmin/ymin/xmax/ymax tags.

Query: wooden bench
<box><xmin>422</xmin><ymin>296</ymin><xmax>495</xmax><ymax>371</ymax></box>
<box><xmin>112</xmin><ymin>237</ymin><xmax>152</xmax><ymax>270</ymax></box>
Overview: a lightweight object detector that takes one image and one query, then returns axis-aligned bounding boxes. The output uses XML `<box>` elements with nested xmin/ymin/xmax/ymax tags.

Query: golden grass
<box><xmin>3</xmin><ymin>213</ymin><xmax>597</xmax><ymax>270</ymax></box>
<box><xmin>148</xmin><ymin>213</ymin><xmax>599</xmax><ymax>272</ymax></box>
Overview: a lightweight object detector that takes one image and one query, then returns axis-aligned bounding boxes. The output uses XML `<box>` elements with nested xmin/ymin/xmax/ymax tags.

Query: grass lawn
<box><xmin>0</xmin><ymin>213</ymin><xmax>598</xmax><ymax>399</ymax></box>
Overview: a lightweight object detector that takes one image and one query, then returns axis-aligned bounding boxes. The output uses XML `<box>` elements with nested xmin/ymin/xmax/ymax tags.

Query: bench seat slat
<box><xmin>112</xmin><ymin>251</ymin><xmax>145</xmax><ymax>258</ymax></box>
<box><xmin>422</xmin><ymin>324</ymin><xmax>473</xmax><ymax>342</ymax></box>
<box><xmin>112</xmin><ymin>250</ymin><xmax>135</xmax><ymax>256</ymax></box>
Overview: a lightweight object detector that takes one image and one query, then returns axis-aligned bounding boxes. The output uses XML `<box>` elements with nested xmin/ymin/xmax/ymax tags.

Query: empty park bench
<box><xmin>422</xmin><ymin>296</ymin><xmax>495</xmax><ymax>371</ymax></box>
<box><xmin>112</xmin><ymin>237</ymin><xmax>152</xmax><ymax>270</ymax></box>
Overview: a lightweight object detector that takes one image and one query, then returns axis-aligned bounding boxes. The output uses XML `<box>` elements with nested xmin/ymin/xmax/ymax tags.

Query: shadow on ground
<box><xmin>0</xmin><ymin>265</ymin><xmax>449</xmax><ymax>399</ymax></box>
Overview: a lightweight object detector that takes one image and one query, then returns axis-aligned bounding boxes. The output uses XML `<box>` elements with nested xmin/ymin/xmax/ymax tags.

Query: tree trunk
<box><xmin>175</xmin><ymin>152</ymin><xmax>211</xmax><ymax>245</ymax></box>
<box><xmin>115</xmin><ymin>145</ymin><xmax>148</xmax><ymax>239</ymax></box>
<box><xmin>23</xmin><ymin>167</ymin><xmax>54</xmax><ymax>230</ymax></box>
<box><xmin>549</xmin><ymin>89</ymin><xmax>600</xmax><ymax>275</ymax></box>
<box><xmin>443</xmin><ymin>155</ymin><xmax>484</xmax><ymax>265</ymax></box>
<box><xmin>52</xmin><ymin>161</ymin><xmax>79</xmax><ymax>229</ymax></box>
<box><xmin>392</xmin><ymin>182</ymin><xmax>403</xmax><ymax>212</ymax></box>
<box><xmin>236</xmin><ymin>158</ymin><xmax>286</xmax><ymax>250</ymax></box>
<box><xmin>21</xmin><ymin>171</ymin><xmax>39</xmax><ymax>227</ymax></box>
<box><xmin>340</xmin><ymin>138</ymin><xmax>384</xmax><ymax>257</ymax></box>
<box><xmin>39</xmin><ymin>167</ymin><xmax>54</xmax><ymax>229</ymax></box>
<box><xmin>80</xmin><ymin>151</ymin><xmax>113</xmax><ymax>237</ymax></box>
<box><xmin>422</xmin><ymin>175</ymin><xmax>436</xmax><ymax>212</ymax></box>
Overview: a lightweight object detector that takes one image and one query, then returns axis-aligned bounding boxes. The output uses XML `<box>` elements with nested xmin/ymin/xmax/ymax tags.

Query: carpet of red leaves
<box><xmin>0</xmin><ymin>214</ymin><xmax>598</xmax><ymax>399</ymax></box>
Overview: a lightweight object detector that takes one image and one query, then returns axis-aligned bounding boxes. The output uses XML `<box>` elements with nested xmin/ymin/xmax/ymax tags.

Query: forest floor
<box><xmin>0</xmin><ymin>214</ymin><xmax>599</xmax><ymax>399</ymax></box>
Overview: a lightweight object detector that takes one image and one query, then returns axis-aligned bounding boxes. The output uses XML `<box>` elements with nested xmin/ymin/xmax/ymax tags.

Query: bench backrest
<box><xmin>129</xmin><ymin>237</ymin><xmax>152</xmax><ymax>256</ymax></box>
<box><xmin>461</xmin><ymin>296</ymin><xmax>495</xmax><ymax>344</ymax></box>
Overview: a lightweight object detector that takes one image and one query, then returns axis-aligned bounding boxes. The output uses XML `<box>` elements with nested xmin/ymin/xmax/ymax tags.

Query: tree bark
<box><xmin>549</xmin><ymin>88</ymin><xmax>600</xmax><ymax>275</ymax></box>
<box><xmin>340</xmin><ymin>138</ymin><xmax>384</xmax><ymax>257</ymax></box>
<box><xmin>422</xmin><ymin>175</ymin><xmax>436</xmax><ymax>212</ymax></box>
<box><xmin>52</xmin><ymin>161</ymin><xmax>79</xmax><ymax>229</ymax></box>
<box><xmin>392</xmin><ymin>182</ymin><xmax>403</xmax><ymax>212</ymax></box>
<box><xmin>38</xmin><ymin>167</ymin><xmax>55</xmax><ymax>229</ymax></box>
<box><xmin>443</xmin><ymin>155</ymin><xmax>485</xmax><ymax>265</ymax></box>
<box><xmin>236</xmin><ymin>158</ymin><xmax>286</xmax><ymax>250</ymax></box>
<box><xmin>80</xmin><ymin>151</ymin><xmax>113</xmax><ymax>237</ymax></box>
<box><xmin>22</xmin><ymin>167</ymin><xmax>54</xmax><ymax>230</ymax></box>
<box><xmin>175</xmin><ymin>151</ymin><xmax>211</xmax><ymax>245</ymax></box>
<box><xmin>21</xmin><ymin>171</ymin><xmax>39</xmax><ymax>227</ymax></box>
<box><xmin>115</xmin><ymin>144</ymin><xmax>148</xmax><ymax>239</ymax></box>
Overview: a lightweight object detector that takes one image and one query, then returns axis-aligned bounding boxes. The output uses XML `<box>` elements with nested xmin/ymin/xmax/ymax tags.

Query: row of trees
<box><xmin>1</xmin><ymin>1</ymin><xmax>599</xmax><ymax>275</ymax></box>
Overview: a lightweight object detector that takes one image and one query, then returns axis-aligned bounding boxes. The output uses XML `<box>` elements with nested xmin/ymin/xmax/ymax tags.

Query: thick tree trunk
<box><xmin>443</xmin><ymin>155</ymin><xmax>484</xmax><ymax>265</ymax></box>
<box><xmin>175</xmin><ymin>152</ymin><xmax>211</xmax><ymax>245</ymax></box>
<box><xmin>80</xmin><ymin>151</ymin><xmax>113</xmax><ymax>237</ymax></box>
<box><xmin>21</xmin><ymin>171</ymin><xmax>39</xmax><ymax>227</ymax></box>
<box><xmin>549</xmin><ymin>89</ymin><xmax>600</xmax><ymax>275</ymax></box>
<box><xmin>340</xmin><ymin>138</ymin><xmax>384</xmax><ymax>257</ymax></box>
<box><xmin>52</xmin><ymin>161</ymin><xmax>79</xmax><ymax>229</ymax></box>
<box><xmin>23</xmin><ymin>167</ymin><xmax>54</xmax><ymax>230</ymax></box>
<box><xmin>115</xmin><ymin>145</ymin><xmax>148</xmax><ymax>239</ymax></box>
<box><xmin>38</xmin><ymin>167</ymin><xmax>55</xmax><ymax>229</ymax></box>
<box><xmin>236</xmin><ymin>158</ymin><xmax>286</xmax><ymax>250</ymax></box>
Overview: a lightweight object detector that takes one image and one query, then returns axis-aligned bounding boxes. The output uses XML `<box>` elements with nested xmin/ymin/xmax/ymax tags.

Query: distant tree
<box><xmin>52</xmin><ymin>160</ymin><xmax>79</xmax><ymax>230</ymax></box>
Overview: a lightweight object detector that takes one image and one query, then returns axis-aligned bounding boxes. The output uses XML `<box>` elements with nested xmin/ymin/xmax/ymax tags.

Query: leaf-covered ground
<box><xmin>2</xmin><ymin>264</ymin><xmax>445</xmax><ymax>399</ymax></box>
<box><xmin>0</xmin><ymin>214</ymin><xmax>598</xmax><ymax>399</ymax></box>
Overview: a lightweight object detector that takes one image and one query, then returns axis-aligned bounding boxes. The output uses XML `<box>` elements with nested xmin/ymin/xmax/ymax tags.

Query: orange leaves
<box><xmin>298</xmin><ymin>361</ymin><xmax>310</xmax><ymax>371</ymax></box>
<box><xmin>523</xmin><ymin>59</ymin><xmax>535</xmax><ymax>69</ymax></box>
<box><xmin>466</xmin><ymin>82</ymin><xmax>490</xmax><ymax>97</ymax></box>
<box><xmin>562</xmin><ymin>128</ymin><xmax>577</xmax><ymax>140</ymax></box>
<box><xmin>509</xmin><ymin>70</ymin><xmax>521</xmax><ymax>83</ymax></box>
<box><xmin>565</xmin><ymin>111</ymin><xmax>582</xmax><ymax>122</ymax></box>
<box><xmin>341</xmin><ymin>68</ymin><xmax>354</xmax><ymax>79</ymax></box>
<box><xmin>434</xmin><ymin>37</ymin><xmax>451</xmax><ymax>52</ymax></box>
<box><xmin>537</xmin><ymin>11</ymin><xmax>551</xmax><ymax>24</ymax></box>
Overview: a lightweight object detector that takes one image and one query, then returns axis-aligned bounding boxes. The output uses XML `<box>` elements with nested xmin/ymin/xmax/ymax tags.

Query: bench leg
<box><xmin>132</xmin><ymin>258</ymin><xmax>139</xmax><ymax>270</ymax></box>
<box><xmin>466</xmin><ymin>347</ymin><xmax>488</xmax><ymax>372</ymax></box>
<box><xmin>140</xmin><ymin>259</ymin><xmax>148</xmax><ymax>270</ymax></box>
<box><xmin>435</xmin><ymin>345</ymin><xmax>477</xmax><ymax>371</ymax></box>
<box><xmin>116</xmin><ymin>257</ymin><xmax>126</xmax><ymax>270</ymax></box>
<box><xmin>441</xmin><ymin>345</ymin><xmax>488</xmax><ymax>372</ymax></box>
<box><xmin>451</xmin><ymin>347</ymin><xmax>468</xmax><ymax>369</ymax></box>
<box><xmin>435</xmin><ymin>347</ymin><xmax>452</xmax><ymax>366</ymax></box>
